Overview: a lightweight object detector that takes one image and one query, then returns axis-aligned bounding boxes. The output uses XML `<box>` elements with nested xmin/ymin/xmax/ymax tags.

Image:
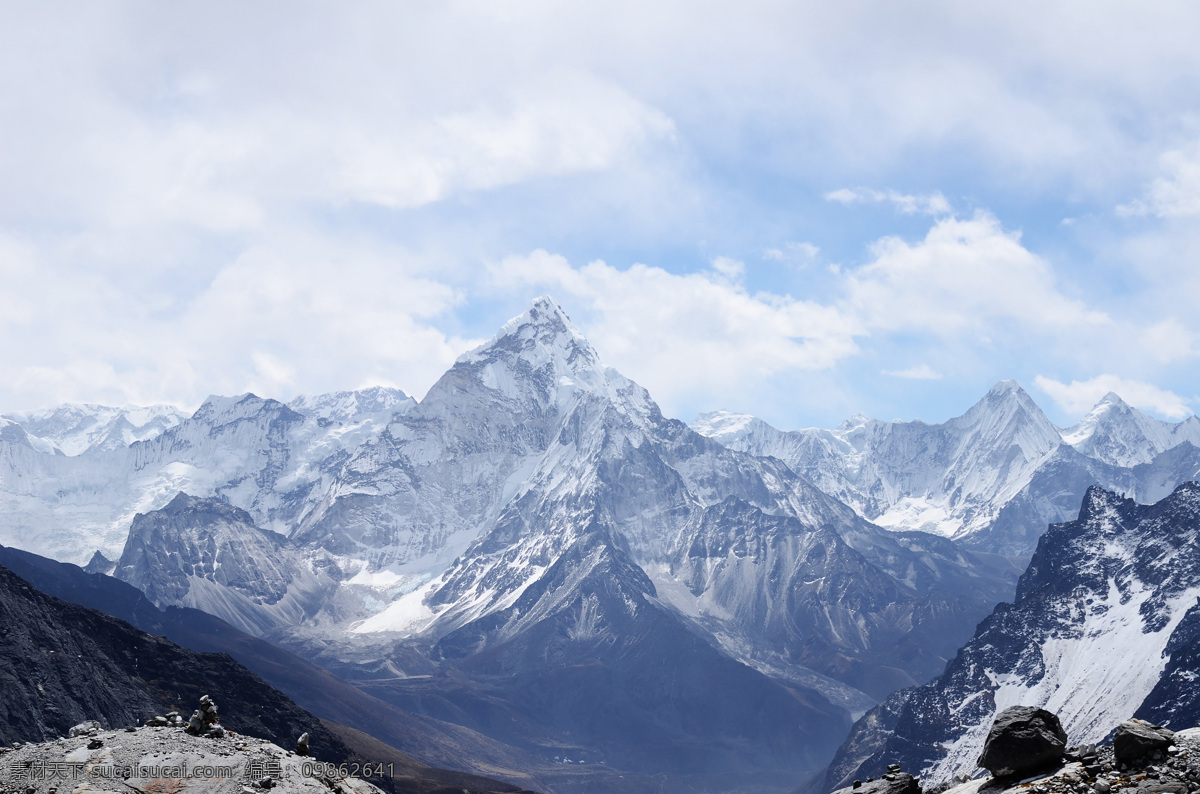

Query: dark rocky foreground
<box><xmin>824</xmin><ymin>483</ymin><xmax>1200</xmax><ymax>791</ymax></box>
<box><xmin>829</xmin><ymin>713</ymin><xmax>1200</xmax><ymax>794</ymax></box>
<box><xmin>932</xmin><ymin>726</ymin><xmax>1200</xmax><ymax>794</ymax></box>
<box><xmin>0</xmin><ymin>543</ymin><xmax>546</xmax><ymax>789</ymax></box>
<box><xmin>0</xmin><ymin>721</ymin><xmax>385</xmax><ymax>793</ymax></box>
<box><xmin>0</xmin><ymin>564</ymin><xmax>532</xmax><ymax>794</ymax></box>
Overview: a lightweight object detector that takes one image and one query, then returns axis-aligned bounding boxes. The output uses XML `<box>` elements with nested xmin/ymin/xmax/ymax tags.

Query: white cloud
<box><xmin>488</xmin><ymin>206</ymin><xmax>1192</xmax><ymax>419</ymax></box>
<box><xmin>845</xmin><ymin>212</ymin><xmax>1109</xmax><ymax>336</ymax></box>
<box><xmin>331</xmin><ymin>72</ymin><xmax>675</xmax><ymax>210</ymax></box>
<box><xmin>883</xmin><ymin>364</ymin><xmax>942</xmax><ymax>380</ymax></box>
<box><xmin>488</xmin><ymin>250</ymin><xmax>861</xmax><ymax>411</ymax></box>
<box><xmin>825</xmin><ymin>188</ymin><xmax>952</xmax><ymax>216</ymax></box>
<box><xmin>1034</xmin><ymin>374</ymin><xmax>1193</xmax><ymax>420</ymax></box>
<box><xmin>0</xmin><ymin>3</ymin><xmax>1199</xmax><ymax>426</ymax></box>
<box><xmin>0</xmin><ymin>232</ymin><xmax>479</xmax><ymax>410</ymax></box>
<box><xmin>1118</xmin><ymin>141</ymin><xmax>1200</xmax><ymax>218</ymax></box>
<box><xmin>709</xmin><ymin>256</ymin><xmax>746</xmax><ymax>280</ymax></box>
<box><xmin>28</xmin><ymin>75</ymin><xmax>674</xmax><ymax>231</ymax></box>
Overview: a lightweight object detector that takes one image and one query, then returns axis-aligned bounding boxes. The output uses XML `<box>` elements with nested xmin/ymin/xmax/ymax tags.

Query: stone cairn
<box><xmin>184</xmin><ymin>694</ymin><xmax>225</xmax><ymax>738</ymax></box>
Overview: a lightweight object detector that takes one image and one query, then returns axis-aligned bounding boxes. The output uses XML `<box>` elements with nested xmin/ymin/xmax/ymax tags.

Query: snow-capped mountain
<box><xmin>6</xmin><ymin>296</ymin><xmax>1196</xmax><ymax>791</ymax></box>
<box><xmin>0</xmin><ymin>385</ymin><xmax>414</xmax><ymax>564</ymax></box>
<box><xmin>252</xmin><ymin>299</ymin><xmax>1012</xmax><ymax>784</ymax></box>
<box><xmin>0</xmin><ymin>298</ymin><xmax>1025</xmax><ymax>789</ymax></box>
<box><xmin>340</xmin><ymin>299</ymin><xmax>1010</xmax><ymax>688</ymax></box>
<box><xmin>694</xmin><ymin>383</ymin><xmax>1200</xmax><ymax>554</ymax></box>
<box><xmin>823</xmin><ymin>482</ymin><xmax>1200</xmax><ymax>790</ymax></box>
<box><xmin>114</xmin><ymin>492</ymin><xmax>337</xmax><ymax>636</ymax></box>
<box><xmin>1061</xmin><ymin>392</ymin><xmax>1200</xmax><ymax>468</ymax></box>
<box><xmin>2</xmin><ymin>403</ymin><xmax>188</xmax><ymax>456</ymax></box>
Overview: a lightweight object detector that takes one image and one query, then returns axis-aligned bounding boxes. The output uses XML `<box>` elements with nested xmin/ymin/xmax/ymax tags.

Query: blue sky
<box><xmin>1</xmin><ymin>2</ymin><xmax>1199</xmax><ymax>429</ymax></box>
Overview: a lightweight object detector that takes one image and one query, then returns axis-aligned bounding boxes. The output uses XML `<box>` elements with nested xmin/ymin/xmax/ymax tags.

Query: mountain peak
<box><xmin>528</xmin><ymin>294</ymin><xmax>569</xmax><ymax>318</ymax></box>
<box><xmin>1095</xmin><ymin>391</ymin><xmax>1131</xmax><ymax>410</ymax></box>
<box><xmin>962</xmin><ymin>379</ymin><xmax>1046</xmax><ymax>422</ymax></box>
<box><xmin>492</xmin><ymin>295</ymin><xmax>584</xmax><ymax>346</ymax></box>
<box><xmin>456</xmin><ymin>296</ymin><xmax>601</xmax><ymax>376</ymax></box>
<box><xmin>1078</xmin><ymin>483</ymin><xmax>1131</xmax><ymax>519</ymax></box>
<box><xmin>1060</xmin><ymin>391</ymin><xmax>1198</xmax><ymax>467</ymax></box>
<box><xmin>691</xmin><ymin>410</ymin><xmax>758</xmax><ymax>438</ymax></box>
<box><xmin>986</xmin><ymin>379</ymin><xmax>1024</xmax><ymax>398</ymax></box>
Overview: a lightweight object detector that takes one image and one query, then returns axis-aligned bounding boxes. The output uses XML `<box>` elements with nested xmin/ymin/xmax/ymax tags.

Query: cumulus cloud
<box><xmin>331</xmin><ymin>73</ymin><xmax>675</xmax><ymax>210</ymax></box>
<box><xmin>487</xmin><ymin>206</ymin><xmax>1192</xmax><ymax>419</ymax></box>
<box><xmin>0</xmin><ymin>233</ymin><xmax>479</xmax><ymax>410</ymax></box>
<box><xmin>845</xmin><ymin>211</ymin><xmax>1109</xmax><ymax>335</ymax></box>
<box><xmin>1</xmin><ymin>2</ymin><xmax>1199</xmax><ymax>426</ymax></box>
<box><xmin>0</xmin><ymin>8</ymin><xmax>680</xmax><ymax>412</ymax></box>
<box><xmin>1034</xmin><ymin>374</ymin><xmax>1194</xmax><ymax>420</ymax></box>
<box><xmin>489</xmin><ymin>250</ymin><xmax>861</xmax><ymax>410</ymax></box>
<box><xmin>825</xmin><ymin>188</ymin><xmax>952</xmax><ymax>216</ymax></box>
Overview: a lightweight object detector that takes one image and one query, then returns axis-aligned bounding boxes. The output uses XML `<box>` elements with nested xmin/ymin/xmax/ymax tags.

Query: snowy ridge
<box><xmin>1063</xmin><ymin>392</ymin><xmax>1200</xmax><ymax>467</ymax></box>
<box><xmin>694</xmin><ymin>381</ymin><xmax>1200</xmax><ymax>554</ymax></box>
<box><xmin>827</xmin><ymin>482</ymin><xmax>1200</xmax><ymax>790</ymax></box>
<box><xmin>2</xmin><ymin>403</ymin><xmax>188</xmax><ymax>456</ymax></box>
<box><xmin>0</xmin><ymin>387</ymin><xmax>419</xmax><ymax>564</ymax></box>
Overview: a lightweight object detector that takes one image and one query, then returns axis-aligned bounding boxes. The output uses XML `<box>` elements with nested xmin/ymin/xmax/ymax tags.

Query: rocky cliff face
<box><xmin>0</xmin><ymin>562</ymin><xmax>346</xmax><ymax>754</ymax></box>
<box><xmin>824</xmin><ymin>482</ymin><xmax>1200</xmax><ymax>790</ymax></box>
<box><xmin>114</xmin><ymin>492</ymin><xmax>336</xmax><ymax>636</ymax></box>
<box><xmin>0</xmin><ymin>562</ymin><xmax>535</xmax><ymax>794</ymax></box>
<box><xmin>0</xmin><ymin>543</ymin><xmax>550</xmax><ymax>792</ymax></box>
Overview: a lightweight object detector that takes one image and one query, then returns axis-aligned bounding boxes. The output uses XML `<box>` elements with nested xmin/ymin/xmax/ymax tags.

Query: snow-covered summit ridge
<box><xmin>691</xmin><ymin>381</ymin><xmax>1200</xmax><ymax>550</ymax></box>
<box><xmin>690</xmin><ymin>410</ymin><xmax>757</xmax><ymax>438</ymax></box>
<box><xmin>457</xmin><ymin>295</ymin><xmax>595</xmax><ymax>368</ymax></box>
<box><xmin>447</xmin><ymin>295</ymin><xmax>650</xmax><ymax>419</ymax></box>
<box><xmin>2</xmin><ymin>402</ymin><xmax>188</xmax><ymax>456</ymax></box>
<box><xmin>288</xmin><ymin>386</ymin><xmax>414</xmax><ymax>423</ymax></box>
<box><xmin>1062</xmin><ymin>391</ymin><xmax>1200</xmax><ymax>467</ymax></box>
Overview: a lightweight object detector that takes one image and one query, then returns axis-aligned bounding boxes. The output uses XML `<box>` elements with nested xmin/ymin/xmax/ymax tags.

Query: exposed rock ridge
<box><xmin>824</xmin><ymin>482</ymin><xmax>1200</xmax><ymax>790</ymax></box>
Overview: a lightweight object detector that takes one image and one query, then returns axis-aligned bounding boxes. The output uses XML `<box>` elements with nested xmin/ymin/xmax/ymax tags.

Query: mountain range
<box><xmin>2</xmin><ymin>296</ymin><xmax>1198</xmax><ymax>793</ymax></box>
<box><xmin>693</xmin><ymin>385</ymin><xmax>1200</xmax><ymax>555</ymax></box>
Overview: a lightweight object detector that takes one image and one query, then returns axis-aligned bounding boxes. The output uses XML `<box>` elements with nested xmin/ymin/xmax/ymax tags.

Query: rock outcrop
<box><xmin>824</xmin><ymin>483</ymin><xmax>1200</xmax><ymax>789</ymax></box>
<box><xmin>831</xmin><ymin>764</ymin><xmax>922</xmax><ymax>794</ymax></box>
<box><xmin>937</xmin><ymin>724</ymin><xmax>1200</xmax><ymax>794</ymax></box>
<box><xmin>977</xmin><ymin>706</ymin><xmax>1068</xmax><ymax>778</ymax></box>
<box><xmin>1113</xmin><ymin>719</ymin><xmax>1176</xmax><ymax>766</ymax></box>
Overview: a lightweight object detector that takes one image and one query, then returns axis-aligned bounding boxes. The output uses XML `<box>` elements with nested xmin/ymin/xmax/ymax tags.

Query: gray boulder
<box><xmin>68</xmin><ymin>720</ymin><xmax>101</xmax><ymax>738</ymax></box>
<box><xmin>977</xmin><ymin>706</ymin><xmax>1067</xmax><ymax>778</ymax></box>
<box><xmin>1113</xmin><ymin>720</ymin><xmax>1175</xmax><ymax>765</ymax></box>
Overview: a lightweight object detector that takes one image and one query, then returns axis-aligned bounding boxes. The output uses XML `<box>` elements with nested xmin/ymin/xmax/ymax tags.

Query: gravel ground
<box><xmin>0</xmin><ymin>724</ymin><xmax>386</xmax><ymax>794</ymax></box>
